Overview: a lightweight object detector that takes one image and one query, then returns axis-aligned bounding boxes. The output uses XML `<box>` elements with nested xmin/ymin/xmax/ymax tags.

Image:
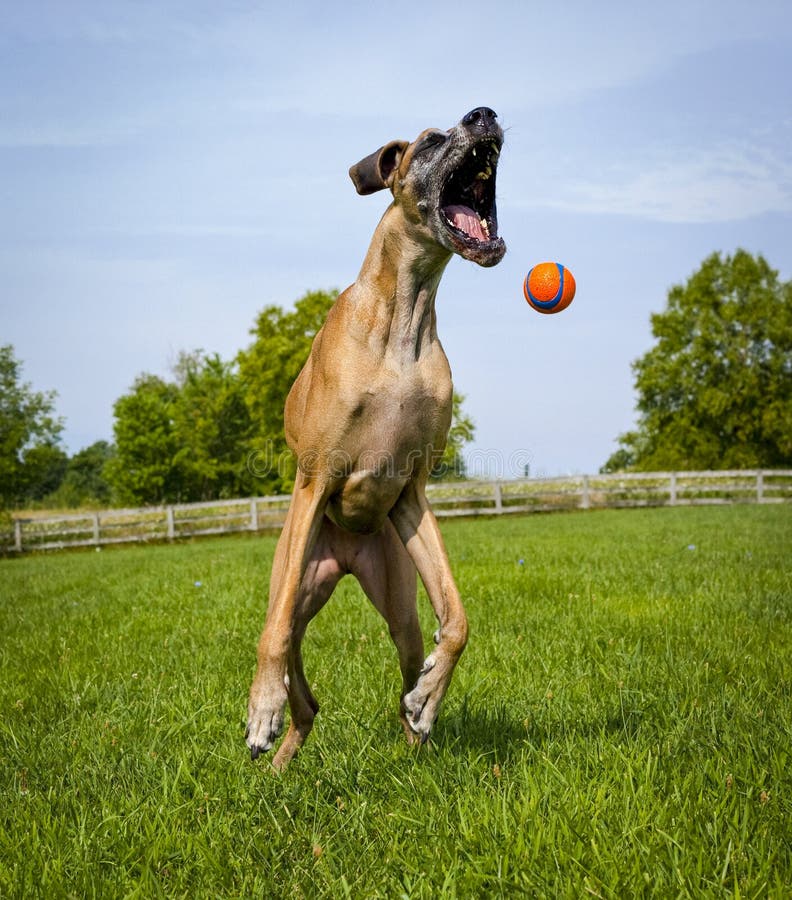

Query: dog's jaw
<box><xmin>436</xmin><ymin>134</ymin><xmax>505</xmax><ymax>267</ymax></box>
<box><xmin>396</xmin><ymin>110</ymin><xmax>507</xmax><ymax>268</ymax></box>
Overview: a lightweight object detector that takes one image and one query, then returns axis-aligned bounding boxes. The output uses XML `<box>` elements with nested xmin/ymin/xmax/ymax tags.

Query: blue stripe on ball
<box><xmin>525</xmin><ymin>263</ymin><xmax>565</xmax><ymax>310</ymax></box>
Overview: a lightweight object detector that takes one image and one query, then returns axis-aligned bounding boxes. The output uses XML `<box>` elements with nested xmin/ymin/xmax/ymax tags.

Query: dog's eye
<box><xmin>417</xmin><ymin>132</ymin><xmax>447</xmax><ymax>154</ymax></box>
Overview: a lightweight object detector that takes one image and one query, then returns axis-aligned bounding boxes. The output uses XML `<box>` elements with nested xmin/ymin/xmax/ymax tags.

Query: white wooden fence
<box><xmin>4</xmin><ymin>470</ymin><xmax>791</xmax><ymax>554</ymax></box>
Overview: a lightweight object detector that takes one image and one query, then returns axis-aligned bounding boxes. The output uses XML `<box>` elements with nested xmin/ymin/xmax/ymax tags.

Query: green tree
<box><xmin>105</xmin><ymin>374</ymin><xmax>181</xmax><ymax>505</ymax></box>
<box><xmin>106</xmin><ymin>354</ymin><xmax>256</xmax><ymax>506</ymax></box>
<box><xmin>432</xmin><ymin>392</ymin><xmax>476</xmax><ymax>480</ymax></box>
<box><xmin>238</xmin><ymin>289</ymin><xmax>337</xmax><ymax>494</ymax></box>
<box><xmin>0</xmin><ymin>345</ymin><xmax>66</xmax><ymax>507</ymax></box>
<box><xmin>171</xmin><ymin>350</ymin><xmax>255</xmax><ymax>500</ymax></box>
<box><xmin>46</xmin><ymin>440</ymin><xmax>115</xmax><ymax>508</ymax></box>
<box><xmin>602</xmin><ymin>250</ymin><xmax>792</xmax><ymax>472</ymax></box>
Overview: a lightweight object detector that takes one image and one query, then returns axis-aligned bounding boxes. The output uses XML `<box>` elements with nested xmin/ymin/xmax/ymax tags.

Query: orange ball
<box><xmin>523</xmin><ymin>262</ymin><xmax>576</xmax><ymax>314</ymax></box>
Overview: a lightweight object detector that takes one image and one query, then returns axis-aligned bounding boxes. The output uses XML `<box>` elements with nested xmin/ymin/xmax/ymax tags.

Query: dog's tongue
<box><xmin>444</xmin><ymin>204</ymin><xmax>488</xmax><ymax>241</ymax></box>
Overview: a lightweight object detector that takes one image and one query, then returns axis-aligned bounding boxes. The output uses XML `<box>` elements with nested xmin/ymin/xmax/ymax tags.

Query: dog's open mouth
<box><xmin>440</xmin><ymin>138</ymin><xmax>501</xmax><ymax>248</ymax></box>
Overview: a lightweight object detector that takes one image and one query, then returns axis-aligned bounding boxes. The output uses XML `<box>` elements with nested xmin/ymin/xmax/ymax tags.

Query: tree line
<box><xmin>1</xmin><ymin>289</ymin><xmax>474</xmax><ymax>509</ymax></box>
<box><xmin>2</xmin><ymin>252</ymin><xmax>790</xmax><ymax>511</ymax></box>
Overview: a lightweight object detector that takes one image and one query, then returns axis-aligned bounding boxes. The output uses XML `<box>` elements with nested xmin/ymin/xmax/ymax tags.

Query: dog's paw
<box><xmin>246</xmin><ymin>688</ymin><xmax>287</xmax><ymax>760</ymax></box>
<box><xmin>403</xmin><ymin>654</ymin><xmax>440</xmax><ymax>743</ymax></box>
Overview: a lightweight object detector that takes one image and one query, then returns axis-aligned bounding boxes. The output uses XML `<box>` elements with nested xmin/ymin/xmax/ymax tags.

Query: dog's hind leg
<box><xmin>247</xmin><ymin>472</ymin><xmax>331</xmax><ymax>762</ymax></box>
<box><xmin>389</xmin><ymin>480</ymin><xmax>469</xmax><ymax>743</ymax></box>
<box><xmin>271</xmin><ymin>520</ymin><xmax>345</xmax><ymax>769</ymax></box>
<box><xmin>351</xmin><ymin>519</ymin><xmax>425</xmax><ymax>744</ymax></box>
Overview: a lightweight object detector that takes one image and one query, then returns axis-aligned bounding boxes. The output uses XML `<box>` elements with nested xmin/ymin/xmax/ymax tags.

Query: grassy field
<box><xmin>1</xmin><ymin>505</ymin><xmax>790</xmax><ymax>898</ymax></box>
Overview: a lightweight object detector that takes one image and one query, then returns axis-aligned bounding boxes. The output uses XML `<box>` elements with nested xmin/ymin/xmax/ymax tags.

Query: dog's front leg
<box><xmin>246</xmin><ymin>473</ymin><xmax>328</xmax><ymax>762</ymax></box>
<box><xmin>389</xmin><ymin>481</ymin><xmax>469</xmax><ymax>743</ymax></box>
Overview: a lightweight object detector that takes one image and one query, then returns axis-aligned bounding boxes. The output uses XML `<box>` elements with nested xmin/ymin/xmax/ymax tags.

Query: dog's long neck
<box><xmin>352</xmin><ymin>205</ymin><xmax>452</xmax><ymax>363</ymax></box>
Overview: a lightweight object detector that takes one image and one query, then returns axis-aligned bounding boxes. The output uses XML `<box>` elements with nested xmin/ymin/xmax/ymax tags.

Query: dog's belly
<box><xmin>327</xmin><ymin>468</ymin><xmax>411</xmax><ymax>534</ymax></box>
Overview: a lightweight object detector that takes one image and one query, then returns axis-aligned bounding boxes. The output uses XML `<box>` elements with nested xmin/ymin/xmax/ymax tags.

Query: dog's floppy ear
<box><xmin>349</xmin><ymin>140</ymin><xmax>409</xmax><ymax>195</ymax></box>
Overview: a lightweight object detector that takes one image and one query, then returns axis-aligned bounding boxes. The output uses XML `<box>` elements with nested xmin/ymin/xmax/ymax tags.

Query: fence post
<box><xmin>493</xmin><ymin>482</ymin><xmax>503</xmax><ymax>514</ymax></box>
<box><xmin>14</xmin><ymin>520</ymin><xmax>22</xmax><ymax>553</ymax></box>
<box><xmin>93</xmin><ymin>513</ymin><xmax>100</xmax><ymax>545</ymax></box>
<box><xmin>757</xmin><ymin>470</ymin><xmax>764</xmax><ymax>503</ymax></box>
<box><xmin>580</xmin><ymin>475</ymin><xmax>590</xmax><ymax>510</ymax></box>
<box><xmin>166</xmin><ymin>506</ymin><xmax>175</xmax><ymax>540</ymax></box>
<box><xmin>669</xmin><ymin>472</ymin><xmax>677</xmax><ymax>506</ymax></box>
<box><xmin>250</xmin><ymin>498</ymin><xmax>259</xmax><ymax>531</ymax></box>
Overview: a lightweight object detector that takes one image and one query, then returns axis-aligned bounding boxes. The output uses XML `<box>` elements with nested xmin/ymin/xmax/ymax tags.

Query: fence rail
<box><xmin>4</xmin><ymin>470</ymin><xmax>791</xmax><ymax>554</ymax></box>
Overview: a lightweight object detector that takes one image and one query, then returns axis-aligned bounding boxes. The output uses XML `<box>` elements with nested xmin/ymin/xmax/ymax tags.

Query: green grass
<box><xmin>1</xmin><ymin>505</ymin><xmax>791</xmax><ymax>898</ymax></box>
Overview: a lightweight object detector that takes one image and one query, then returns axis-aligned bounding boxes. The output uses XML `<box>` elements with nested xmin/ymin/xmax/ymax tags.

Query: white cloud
<box><xmin>530</xmin><ymin>140</ymin><xmax>792</xmax><ymax>223</ymax></box>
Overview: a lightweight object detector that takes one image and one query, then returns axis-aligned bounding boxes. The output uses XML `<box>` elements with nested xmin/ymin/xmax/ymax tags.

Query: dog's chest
<box><xmin>347</xmin><ymin>357</ymin><xmax>452</xmax><ymax>457</ymax></box>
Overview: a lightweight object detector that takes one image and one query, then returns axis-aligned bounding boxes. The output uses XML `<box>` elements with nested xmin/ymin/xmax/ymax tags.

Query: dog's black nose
<box><xmin>462</xmin><ymin>107</ymin><xmax>497</xmax><ymax>127</ymax></box>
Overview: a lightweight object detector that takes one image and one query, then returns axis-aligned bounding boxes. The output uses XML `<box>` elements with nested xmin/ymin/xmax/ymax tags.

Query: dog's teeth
<box><xmin>472</xmin><ymin>147</ymin><xmax>477</xmax><ymax>157</ymax></box>
<box><xmin>480</xmin><ymin>218</ymin><xmax>490</xmax><ymax>237</ymax></box>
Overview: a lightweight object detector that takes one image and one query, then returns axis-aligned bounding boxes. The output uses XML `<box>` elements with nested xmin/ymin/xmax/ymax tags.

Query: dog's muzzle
<box><xmin>438</xmin><ymin>108</ymin><xmax>506</xmax><ymax>267</ymax></box>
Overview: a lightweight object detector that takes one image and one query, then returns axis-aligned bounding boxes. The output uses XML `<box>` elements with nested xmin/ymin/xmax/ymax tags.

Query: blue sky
<box><xmin>3</xmin><ymin>0</ymin><xmax>791</xmax><ymax>477</ymax></box>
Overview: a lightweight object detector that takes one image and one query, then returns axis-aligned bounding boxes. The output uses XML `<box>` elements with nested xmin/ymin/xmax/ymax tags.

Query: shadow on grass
<box><xmin>432</xmin><ymin>699</ymin><xmax>532</xmax><ymax>761</ymax></box>
<box><xmin>433</xmin><ymin>697</ymin><xmax>648</xmax><ymax>762</ymax></box>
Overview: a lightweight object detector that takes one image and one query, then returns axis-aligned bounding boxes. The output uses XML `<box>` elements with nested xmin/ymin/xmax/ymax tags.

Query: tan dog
<box><xmin>246</xmin><ymin>108</ymin><xmax>506</xmax><ymax>768</ymax></box>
